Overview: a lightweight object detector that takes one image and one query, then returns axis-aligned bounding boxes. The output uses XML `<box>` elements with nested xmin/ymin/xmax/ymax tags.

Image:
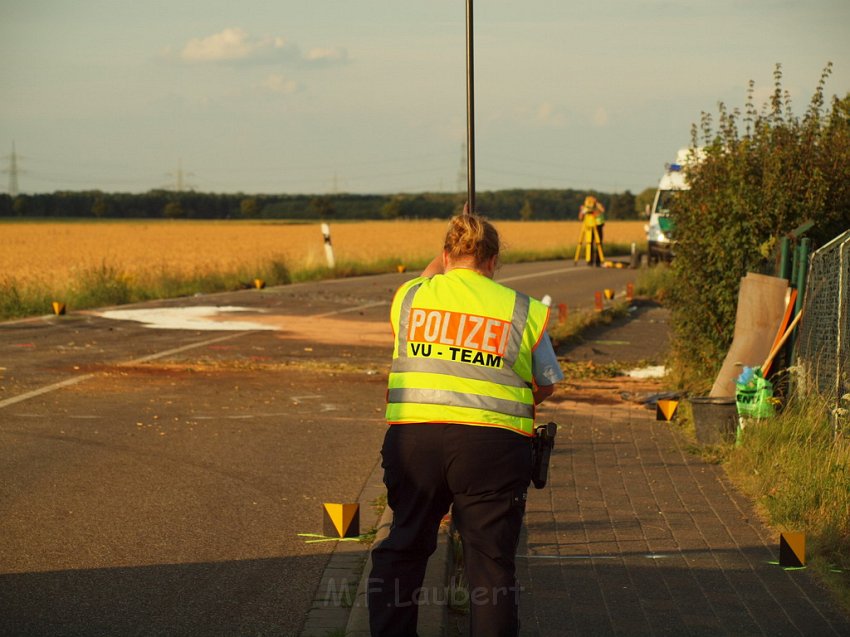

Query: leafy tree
<box><xmin>380</xmin><ymin>197</ymin><xmax>403</xmax><ymax>220</ymax></box>
<box><xmin>635</xmin><ymin>187</ymin><xmax>656</xmax><ymax>217</ymax></box>
<box><xmin>240</xmin><ymin>197</ymin><xmax>259</xmax><ymax>218</ymax></box>
<box><xmin>2</xmin><ymin>186</ymin><xmax>645</xmax><ymax>221</ymax></box>
<box><xmin>92</xmin><ymin>193</ymin><xmax>109</xmax><ymax>218</ymax></box>
<box><xmin>606</xmin><ymin>190</ymin><xmax>637</xmax><ymax>219</ymax></box>
<box><xmin>519</xmin><ymin>198</ymin><xmax>534</xmax><ymax>221</ymax></box>
<box><xmin>308</xmin><ymin>196</ymin><xmax>335</xmax><ymax>219</ymax></box>
<box><xmin>163</xmin><ymin>200</ymin><xmax>183</xmax><ymax>219</ymax></box>
<box><xmin>668</xmin><ymin>63</ymin><xmax>850</xmax><ymax>386</ymax></box>
<box><xmin>12</xmin><ymin>195</ymin><xmax>27</xmax><ymax>217</ymax></box>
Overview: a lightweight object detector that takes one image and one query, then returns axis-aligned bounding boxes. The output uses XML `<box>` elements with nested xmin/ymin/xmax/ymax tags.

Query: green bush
<box><xmin>669</xmin><ymin>64</ymin><xmax>850</xmax><ymax>388</ymax></box>
<box><xmin>0</xmin><ymin>278</ymin><xmax>52</xmax><ymax>319</ymax></box>
<box><xmin>634</xmin><ymin>263</ymin><xmax>674</xmax><ymax>302</ymax></box>
<box><xmin>72</xmin><ymin>262</ymin><xmax>133</xmax><ymax>308</ymax></box>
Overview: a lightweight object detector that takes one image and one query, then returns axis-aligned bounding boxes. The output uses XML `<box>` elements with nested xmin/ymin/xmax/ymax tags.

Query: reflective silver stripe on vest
<box><xmin>396</xmin><ymin>282</ymin><xmax>423</xmax><ymax>357</ymax></box>
<box><xmin>504</xmin><ymin>293</ymin><xmax>530</xmax><ymax>367</ymax></box>
<box><xmin>387</xmin><ymin>387</ymin><xmax>534</xmax><ymax>419</ymax></box>
<box><xmin>391</xmin><ymin>356</ymin><xmax>532</xmax><ymax>389</ymax></box>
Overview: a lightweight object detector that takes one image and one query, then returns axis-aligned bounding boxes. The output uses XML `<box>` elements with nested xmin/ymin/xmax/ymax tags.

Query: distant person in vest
<box><xmin>578</xmin><ymin>195</ymin><xmax>606</xmax><ymax>266</ymax></box>
<box><xmin>368</xmin><ymin>210</ymin><xmax>563</xmax><ymax>637</ymax></box>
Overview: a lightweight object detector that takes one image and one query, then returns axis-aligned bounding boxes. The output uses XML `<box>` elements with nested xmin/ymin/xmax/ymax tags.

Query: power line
<box><xmin>165</xmin><ymin>158</ymin><xmax>195</xmax><ymax>192</ymax></box>
<box><xmin>3</xmin><ymin>142</ymin><xmax>21</xmax><ymax>196</ymax></box>
<box><xmin>457</xmin><ymin>142</ymin><xmax>467</xmax><ymax>194</ymax></box>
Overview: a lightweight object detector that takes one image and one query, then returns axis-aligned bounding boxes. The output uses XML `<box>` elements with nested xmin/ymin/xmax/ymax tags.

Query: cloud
<box><xmin>304</xmin><ymin>47</ymin><xmax>349</xmax><ymax>65</ymax></box>
<box><xmin>176</xmin><ymin>28</ymin><xmax>347</xmax><ymax>68</ymax></box>
<box><xmin>181</xmin><ymin>28</ymin><xmax>290</xmax><ymax>63</ymax></box>
<box><xmin>592</xmin><ymin>106</ymin><xmax>609</xmax><ymax>127</ymax></box>
<box><xmin>261</xmin><ymin>73</ymin><xmax>299</xmax><ymax>95</ymax></box>
<box><xmin>536</xmin><ymin>101</ymin><xmax>567</xmax><ymax>127</ymax></box>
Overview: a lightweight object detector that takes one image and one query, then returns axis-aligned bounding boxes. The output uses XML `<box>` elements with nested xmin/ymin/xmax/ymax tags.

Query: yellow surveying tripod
<box><xmin>573</xmin><ymin>211</ymin><xmax>605</xmax><ymax>265</ymax></box>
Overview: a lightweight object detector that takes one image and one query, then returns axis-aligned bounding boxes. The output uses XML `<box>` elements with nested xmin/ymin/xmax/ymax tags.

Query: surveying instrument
<box><xmin>574</xmin><ymin>211</ymin><xmax>605</xmax><ymax>266</ymax></box>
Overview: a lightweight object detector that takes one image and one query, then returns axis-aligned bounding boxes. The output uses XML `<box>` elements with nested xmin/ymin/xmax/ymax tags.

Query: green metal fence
<box><xmin>796</xmin><ymin>230</ymin><xmax>850</xmax><ymax>423</ymax></box>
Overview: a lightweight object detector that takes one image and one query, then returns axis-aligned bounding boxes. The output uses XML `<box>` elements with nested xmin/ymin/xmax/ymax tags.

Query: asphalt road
<box><xmin>0</xmin><ymin>260</ymin><xmax>637</xmax><ymax>636</ymax></box>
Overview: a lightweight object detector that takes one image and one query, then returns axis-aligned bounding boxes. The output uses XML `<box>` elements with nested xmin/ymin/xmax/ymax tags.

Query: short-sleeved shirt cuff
<box><xmin>532</xmin><ymin>333</ymin><xmax>564</xmax><ymax>386</ymax></box>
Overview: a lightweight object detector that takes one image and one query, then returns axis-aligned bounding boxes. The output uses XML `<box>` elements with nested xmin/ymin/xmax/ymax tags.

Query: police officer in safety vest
<box><xmin>579</xmin><ymin>195</ymin><xmax>606</xmax><ymax>267</ymax></box>
<box><xmin>368</xmin><ymin>212</ymin><xmax>563</xmax><ymax>637</ymax></box>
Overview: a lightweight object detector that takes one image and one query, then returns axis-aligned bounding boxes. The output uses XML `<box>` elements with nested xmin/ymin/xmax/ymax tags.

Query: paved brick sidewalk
<box><xmin>515</xmin><ymin>391</ymin><xmax>850</xmax><ymax>636</ymax></box>
<box><xmin>345</xmin><ymin>299</ymin><xmax>849</xmax><ymax>636</ymax></box>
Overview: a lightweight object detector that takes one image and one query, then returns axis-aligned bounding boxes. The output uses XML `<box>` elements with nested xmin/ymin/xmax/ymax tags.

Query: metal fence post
<box><xmin>837</xmin><ymin>238</ymin><xmax>847</xmax><ymax>435</ymax></box>
<box><xmin>789</xmin><ymin>239</ymin><xmax>811</xmax><ymax>367</ymax></box>
<box><xmin>795</xmin><ymin>238</ymin><xmax>811</xmax><ymax>317</ymax></box>
<box><xmin>779</xmin><ymin>236</ymin><xmax>791</xmax><ymax>280</ymax></box>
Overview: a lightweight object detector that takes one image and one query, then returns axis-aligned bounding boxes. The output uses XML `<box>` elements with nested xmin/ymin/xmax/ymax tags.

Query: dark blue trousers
<box><xmin>368</xmin><ymin>424</ymin><xmax>532</xmax><ymax>637</ymax></box>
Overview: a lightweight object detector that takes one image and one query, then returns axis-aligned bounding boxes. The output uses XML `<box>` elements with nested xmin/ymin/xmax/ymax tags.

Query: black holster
<box><xmin>531</xmin><ymin>422</ymin><xmax>558</xmax><ymax>489</ymax></box>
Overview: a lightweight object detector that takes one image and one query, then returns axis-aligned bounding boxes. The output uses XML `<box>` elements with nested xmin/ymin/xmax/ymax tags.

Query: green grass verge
<box><xmin>501</xmin><ymin>241</ymin><xmax>641</xmax><ymax>265</ymax></box>
<box><xmin>0</xmin><ymin>246</ymin><xmax>648</xmax><ymax>322</ymax></box>
<box><xmin>630</xmin><ymin>262</ymin><xmax>850</xmax><ymax>612</ymax></box>
<box><xmin>0</xmin><ymin>256</ymin><xmax>434</xmax><ymax>321</ymax></box>
<box><xmin>724</xmin><ymin>393</ymin><xmax>850</xmax><ymax>611</ymax></box>
<box><xmin>634</xmin><ymin>262</ymin><xmax>674</xmax><ymax>301</ymax></box>
<box><xmin>548</xmin><ymin>298</ymin><xmax>632</xmax><ymax>348</ymax></box>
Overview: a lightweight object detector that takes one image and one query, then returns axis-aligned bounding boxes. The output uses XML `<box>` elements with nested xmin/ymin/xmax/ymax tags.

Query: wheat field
<box><xmin>1</xmin><ymin>219</ymin><xmax>647</xmax><ymax>288</ymax></box>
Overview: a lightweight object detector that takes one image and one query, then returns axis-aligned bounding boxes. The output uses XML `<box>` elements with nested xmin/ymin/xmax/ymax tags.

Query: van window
<box><xmin>656</xmin><ymin>190</ymin><xmax>679</xmax><ymax>214</ymax></box>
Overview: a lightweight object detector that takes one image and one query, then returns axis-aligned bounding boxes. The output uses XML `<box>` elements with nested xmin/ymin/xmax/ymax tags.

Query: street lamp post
<box><xmin>465</xmin><ymin>0</ymin><xmax>475</xmax><ymax>214</ymax></box>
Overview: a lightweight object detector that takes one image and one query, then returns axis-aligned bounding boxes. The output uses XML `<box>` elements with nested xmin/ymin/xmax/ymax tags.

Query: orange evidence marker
<box><xmin>323</xmin><ymin>503</ymin><xmax>360</xmax><ymax>538</ymax></box>
<box><xmin>779</xmin><ymin>532</ymin><xmax>806</xmax><ymax>567</ymax></box>
<box><xmin>656</xmin><ymin>400</ymin><xmax>679</xmax><ymax>421</ymax></box>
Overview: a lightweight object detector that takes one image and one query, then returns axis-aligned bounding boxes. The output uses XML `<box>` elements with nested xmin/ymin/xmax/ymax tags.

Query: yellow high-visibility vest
<box><xmin>386</xmin><ymin>268</ymin><xmax>550</xmax><ymax>436</ymax></box>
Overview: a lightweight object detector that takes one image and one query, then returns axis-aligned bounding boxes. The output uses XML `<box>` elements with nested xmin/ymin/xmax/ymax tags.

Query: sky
<box><xmin>1</xmin><ymin>0</ymin><xmax>849</xmax><ymax>196</ymax></box>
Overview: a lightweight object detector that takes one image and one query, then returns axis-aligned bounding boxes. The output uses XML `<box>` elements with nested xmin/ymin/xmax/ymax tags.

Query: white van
<box><xmin>646</xmin><ymin>147</ymin><xmax>704</xmax><ymax>263</ymax></box>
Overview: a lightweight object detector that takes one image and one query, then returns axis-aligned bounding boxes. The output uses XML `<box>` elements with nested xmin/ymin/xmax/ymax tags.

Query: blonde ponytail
<box><xmin>443</xmin><ymin>213</ymin><xmax>500</xmax><ymax>266</ymax></box>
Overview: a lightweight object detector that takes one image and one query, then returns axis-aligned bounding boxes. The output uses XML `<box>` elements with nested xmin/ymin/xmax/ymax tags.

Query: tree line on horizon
<box><xmin>0</xmin><ymin>187</ymin><xmax>655</xmax><ymax>221</ymax></box>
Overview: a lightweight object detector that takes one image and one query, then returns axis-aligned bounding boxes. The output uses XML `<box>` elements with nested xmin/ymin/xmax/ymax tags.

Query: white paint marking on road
<box><xmin>123</xmin><ymin>331</ymin><xmax>251</xmax><ymax>365</ymax></box>
<box><xmin>0</xmin><ymin>300</ymin><xmax>390</xmax><ymax>410</ymax></box>
<box><xmin>519</xmin><ymin>554</ymin><xmax>617</xmax><ymax>560</ymax></box>
<box><xmin>310</xmin><ymin>300</ymin><xmax>388</xmax><ymax>319</ymax></box>
<box><xmin>99</xmin><ymin>306</ymin><xmax>278</xmax><ymax>331</ymax></box>
<box><xmin>520</xmin><ymin>554</ymin><xmax>673</xmax><ymax>560</ymax></box>
<box><xmin>97</xmin><ymin>301</ymin><xmax>390</xmax><ymax>330</ymax></box>
<box><xmin>0</xmin><ymin>332</ymin><xmax>250</xmax><ymax>411</ymax></box>
<box><xmin>497</xmin><ymin>267</ymin><xmax>584</xmax><ymax>284</ymax></box>
<box><xmin>191</xmin><ymin>412</ymin><xmax>295</xmax><ymax>420</ymax></box>
<box><xmin>0</xmin><ymin>376</ymin><xmax>94</xmax><ymax>410</ymax></box>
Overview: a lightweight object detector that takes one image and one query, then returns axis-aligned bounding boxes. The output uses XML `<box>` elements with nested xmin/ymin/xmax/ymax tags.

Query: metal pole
<box><xmin>465</xmin><ymin>0</ymin><xmax>475</xmax><ymax>214</ymax></box>
<box><xmin>779</xmin><ymin>236</ymin><xmax>791</xmax><ymax>280</ymax></box>
<box><xmin>837</xmin><ymin>240</ymin><xmax>845</xmax><ymax>431</ymax></box>
<box><xmin>790</xmin><ymin>237</ymin><xmax>811</xmax><ymax>366</ymax></box>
